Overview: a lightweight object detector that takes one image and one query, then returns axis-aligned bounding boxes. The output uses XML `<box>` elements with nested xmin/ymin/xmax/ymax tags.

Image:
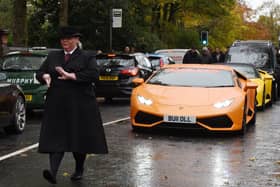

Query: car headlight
<box><xmin>213</xmin><ymin>99</ymin><xmax>234</xmax><ymax>109</ymax></box>
<box><xmin>137</xmin><ymin>95</ymin><xmax>153</xmax><ymax>105</ymax></box>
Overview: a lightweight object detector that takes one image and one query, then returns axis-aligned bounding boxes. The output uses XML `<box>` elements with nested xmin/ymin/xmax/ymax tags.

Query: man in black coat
<box><xmin>36</xmin><ymin>26</ymin><xmax>108</xmax><ymax>184</ymax></box>
<box><xmin>182</xmin><ymin>47</ymin><xmax>202</xmax><ymax>64</ymax></box>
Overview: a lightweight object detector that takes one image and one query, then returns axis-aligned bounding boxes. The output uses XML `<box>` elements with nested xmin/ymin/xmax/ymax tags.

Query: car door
<box><xmin>135</xmin><ymin>55</ymin><xmax>153</xmax><ymax>79</ymax></box>
<box><xmin>0</xmin><ymin>82</ymin><xmax>15</xmax><ymax>126</ymax></box>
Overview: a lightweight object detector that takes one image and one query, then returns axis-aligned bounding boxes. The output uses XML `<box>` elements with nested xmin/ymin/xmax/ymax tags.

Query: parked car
<box><xmin>225</xmin><ymin>40</ymin><xmax>280</xmax><ymax>101</ymax></box>
<box><xmin>145</xmin><ymin>53</ymin><xmax>175</xmax><ymax>70</ymax></box>
<box><xmin>0</xmin><ymin>73</ymin><xmax>26</xmax><ymax>134</ymax></box>
<box><xmin>96</xmin><ymin>52</ymin><xmax>154</xmax><ymax>102</ymax></box>
<box><xmin>0</xmin><ymin>48</ymin><xmax>51</xmax><ymax>110</ymax></box>
<box><xmin>225</xmin><ymin>63</ymin><xmax>273</xmax><ymax>110</ymax></box>
<box><xmin>130</xmin><ymin>64</ymin><xmax>257</xmax><ymax>134</ymax></box>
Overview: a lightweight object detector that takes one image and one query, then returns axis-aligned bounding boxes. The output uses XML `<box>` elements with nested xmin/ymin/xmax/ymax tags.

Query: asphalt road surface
<box><xmin>0</xmin><ymin>98</ymin><xmax>280</xmax><ymax>187</ymax></box>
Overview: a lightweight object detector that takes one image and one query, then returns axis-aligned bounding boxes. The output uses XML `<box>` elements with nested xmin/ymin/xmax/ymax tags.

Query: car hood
<box><xmin>137</xmin><ymin>84</ymin><xmax>242</xmax><ymax>106</ymax></box>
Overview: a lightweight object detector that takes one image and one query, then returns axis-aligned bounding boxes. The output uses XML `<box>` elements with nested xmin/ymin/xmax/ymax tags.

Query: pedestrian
<box><xmin>182</xmin><ymin>47</ymin><xmax>202</xmax><ymax>64</ymax></box>
<box><xmin>200</xmin><ymin>46</ymin><xmax>213</xmax><ymax>64</ymax></box>
<box><xmin>123</xmin><ymin>46</ymin><xmax>130</xmax><ymax>53</ymax></box>
<box><xmin>212</xmin><ymin>47</ymin><xmax>225</xmax><ymax>63</ymax></box>
<box><xmin>36</xmin><ymin>26</ymin><xmax>108</xmax><ymax>184</ymax></box>
<box><xmin>0</xmin><ymin>28</ymin><xmax>10</xmax><ymax>56</ymax></box>
<box><xmin>96</xmin><ymin>49</ymin><xmax>103</xmax><ymax>55</ymax></box>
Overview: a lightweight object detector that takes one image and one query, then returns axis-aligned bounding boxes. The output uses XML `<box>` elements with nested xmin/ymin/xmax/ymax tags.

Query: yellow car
<box><xmin>131</xmin><ymin>64</ymin><xmax>258</xmax><ymax>134</ymax></box>
<box><xmin>226</xmin><ymin>63</ymin><xmax>273</xmax><ymax>110</ymax></box>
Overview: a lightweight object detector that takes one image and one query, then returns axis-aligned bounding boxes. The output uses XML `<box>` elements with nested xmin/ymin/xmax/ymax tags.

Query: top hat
<box><xmin>59</xmin><ymin>26</ymin><xmax>82</xmax><ymax>39</ymax></box>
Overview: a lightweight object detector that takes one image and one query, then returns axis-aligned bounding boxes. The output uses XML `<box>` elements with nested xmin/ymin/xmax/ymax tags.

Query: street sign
<box><xmin>112</xmin><ymin>9</ymin><xmax>122</xmax><ymax>28</ymax></box>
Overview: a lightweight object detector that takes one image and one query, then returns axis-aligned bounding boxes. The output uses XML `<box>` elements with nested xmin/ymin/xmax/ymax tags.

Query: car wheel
<box><xmin>250</xmin><ymin>101</ymin><xmax>257</xmax><ymax>125</ymax></box>
<box><xmin>260</xmin><ymin>87</ymin><xmax>265</xmax><ymax>111</ymax></box>
<box><xmin>239</xmin><ymin>104</ymin><xmax>247</xmax><ymax>135</ymax></box>
<box><xmin>272</xmin><ymin>82</ymin><xmax>278</xmax><ymax>102</ymax></box>
<box><xmin>4</xmin><ymin>96</ymin><xmax>26</xmax><ymax>134</ymax></box>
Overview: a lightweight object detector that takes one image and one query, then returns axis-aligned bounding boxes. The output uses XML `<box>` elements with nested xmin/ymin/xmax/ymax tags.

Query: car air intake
<box><xmin>135</xmin><ymin>111</ymin><xmax>162</xmax><ymax>124</ymax></box>
<box><xmin>198</xmin><ymin>115</ymin><xmax>233</xmax><ymax>128</ymax></box>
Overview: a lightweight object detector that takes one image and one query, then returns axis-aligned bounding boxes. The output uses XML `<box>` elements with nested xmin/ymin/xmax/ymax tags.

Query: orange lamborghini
<box><xmin>130</xmin><ymin>64</ymin><xmax>258</xmax><ymax>134</ymax></box>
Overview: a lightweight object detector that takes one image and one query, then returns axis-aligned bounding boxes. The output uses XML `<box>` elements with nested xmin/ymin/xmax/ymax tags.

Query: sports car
<box><xmin>225</xmin><ymin>63</ymin><xmax>273</xmax><ymax>110</ymax></box>
<box><xmin>130</xmin><ymin>64</ymin><xmax>258</xmax><ymax>134</ymax></box>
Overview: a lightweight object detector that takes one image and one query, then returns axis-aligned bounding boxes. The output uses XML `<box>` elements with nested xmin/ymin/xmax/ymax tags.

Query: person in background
<box><xmin>212</xmin><ymin>47</ymin><xmax>225</xmax><ymax>63</ymax></box>
<box><xmin>0</xmin><ymin>29</ymin><xmax>10</xmax><ymax>56</ymax></box>
<box><xmin>36</xmin><ymin>26</ymin><xmax>108</xmax><ymax>184</ymax></box>
<box><xmin>200</xmin><ymin>47</ymin><xmax>213</xmax><ymax>64</ymax></box>
<box><xmin>130</xmin><ymin>46</ymin><xmax>136</xmax><ymax>53</ymax></box>
<box><xmin>96</xmin><ymin>49</ymin><xmax>103</xmax><ymax>55</ymax></box>
<box><xmin>123</xmin><ymin>46</ymin><xmax>130</xmax><ymax>53</ymax></box>
<box><xmin>182</xmin><ymin>47</ymin><xmax>202</xmax><ymax>64</ymax></box>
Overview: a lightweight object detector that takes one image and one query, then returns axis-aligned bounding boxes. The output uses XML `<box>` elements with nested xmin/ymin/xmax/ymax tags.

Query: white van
<box><xmin>154</xmin><ymin>49</ymin><xmax>190</xmax><ymax>64</ymax></box>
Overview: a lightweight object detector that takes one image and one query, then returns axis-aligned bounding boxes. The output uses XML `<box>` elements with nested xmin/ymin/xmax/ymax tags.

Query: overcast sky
<box><xmin>245</xmin><ymin>0</ymin><xmax>280</xmax><ymax>9</ymax></box>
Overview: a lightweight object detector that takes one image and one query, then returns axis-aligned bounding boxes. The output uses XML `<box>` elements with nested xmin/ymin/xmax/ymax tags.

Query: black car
<box><xmin>0</xmin><ymin>73</ymin><xmax>26</xmax><ymax>134</ymax></box>
<box><xmin>96</xmin><ymin>52</ymin><xmax>154</xmax><ymax>101</ymax></box>
<box><xmin>225</xmin><ymin>40</ymin><xmax>280</xmax><ymax>101</ymax></box>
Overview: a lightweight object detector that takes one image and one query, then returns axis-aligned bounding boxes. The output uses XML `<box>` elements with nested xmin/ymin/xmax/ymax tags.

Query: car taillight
<box><xmin>120</xmin><ymin>67</ymin><xmax>139</xmax><ymax>76</ymax></box>
<box><xmin>159</xmin><ymin>59</ymin><xmax>164</xmax><ymax>67</ymax></box>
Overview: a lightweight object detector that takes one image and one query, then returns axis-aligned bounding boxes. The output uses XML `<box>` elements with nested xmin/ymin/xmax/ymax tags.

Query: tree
<box><xmin>13</xmin><ymin>0</ymin><xmax>27</xmax><ymax>46</ymax></box>
<box><xmin>59</xmin><ymin>0</ymin><xmax>68</xmax><ymax>26</ymax></box>
<box><xmin>0</xmin><ymin>0</ymin><xmax>13</xmax><ymax>29</ymax></box>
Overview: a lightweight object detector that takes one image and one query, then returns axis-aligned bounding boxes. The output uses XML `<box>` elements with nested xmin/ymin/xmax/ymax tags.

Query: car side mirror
<box><xmin>132</xmin><ymin>78</ymin><xmax>144</xmax><ymax>87</ymax></box>
<box><xmin>244</xmin><ymin>82</ymin><xmax>258</xmax><ymax>91</ymax></box>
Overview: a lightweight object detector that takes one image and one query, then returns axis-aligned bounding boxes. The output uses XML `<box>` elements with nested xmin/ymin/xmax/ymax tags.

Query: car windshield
<box><xmin>1</xmin><ymin>55</ymin><xmax>46</xmax><ymax>70</ymax></box>
<box><xmin>97</xmin><ymin>58</ymin><xmax>135</xmax><ymax>67</ymax></box>
<box><xmin>147</xmin><ymin>68</ymin><xmax>234</xmax><ymax>87</ymax></box>
<box><xmin>226</xmin><ymin>45</ymin><xmax>271</xmax><ymax>69</ymax></box>
<box><xmin>229</xmin><ymin>65</ymin><xmax>260</xmax><ymax>79</ymax></box>
<box><xmin>148</xmin><ymin>58</ymin><xmax>161</xmax><ymax>66</ymax></box>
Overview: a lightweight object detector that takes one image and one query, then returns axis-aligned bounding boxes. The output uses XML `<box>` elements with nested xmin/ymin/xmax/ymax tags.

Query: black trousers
<box><xmin>49</xmin><ymin>152</ymin><xmax>86</xmax><ymax>176</ymax></box>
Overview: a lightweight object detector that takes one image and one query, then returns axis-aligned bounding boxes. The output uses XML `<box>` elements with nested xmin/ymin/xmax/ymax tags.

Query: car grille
<box><xmin>134</xmin><ymin>112</ymin><xmax>233</xmax><ymax>129</ymax></box>
<box><xmin>198</xmin><ymin>115</ymin><xmax>233</xmax><ymax>128</ymax></box>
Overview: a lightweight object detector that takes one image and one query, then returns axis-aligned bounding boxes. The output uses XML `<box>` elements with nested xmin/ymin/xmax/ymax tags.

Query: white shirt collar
<box><xmin>64</xmin><ymin>46</ymin><xmax>77</xmax><ymax>55</ymax></box>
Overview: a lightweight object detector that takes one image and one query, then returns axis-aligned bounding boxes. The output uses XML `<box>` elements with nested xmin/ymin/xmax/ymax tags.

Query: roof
<box><xmin>232</xmin><ymin>40</ymin><xmax>273</xmax><ymax>47</ymax></box>
<box><xmin>4</xmin><ymin>50</ymin><xmax>48</xmax><ymax>56</ymax></box>
<box><xmin>96</xmin><ymin>52</ymin><xmax>145</xmax><ymax>59</ymax></box>
<box><xmin>163</xmin><ymin>64</ymin><xmax>235</xmax><ymax>71</ymax></box>
<box><xmin>145</xmin><ymin>53</ymin><xmax>167</xmax><ymax>58</ymax></box>
<box><xmin>155</xmin><ymin>49</ymin><xmax>190</xmax><ymax>53</ymax></box>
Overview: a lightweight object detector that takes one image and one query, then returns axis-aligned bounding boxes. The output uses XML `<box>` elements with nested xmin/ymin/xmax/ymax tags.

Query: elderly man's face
<box><xmin>60</xmin><ymin>37</ymin><xmax>79</xmax><ymax>52</ymax></box>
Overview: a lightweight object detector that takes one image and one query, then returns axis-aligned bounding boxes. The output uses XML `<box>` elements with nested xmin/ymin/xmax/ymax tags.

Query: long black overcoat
<box><xmin>36</xmin><ymin>48</ymin><xmax>108</xmax><ymax>154</ymax></box>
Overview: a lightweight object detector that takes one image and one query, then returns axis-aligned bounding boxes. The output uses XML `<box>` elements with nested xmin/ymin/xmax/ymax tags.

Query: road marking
<box><xmin>0</xmin><ymin>116</ymin><xmax>130</xmax><ymax>162</ymax></box>
<box><xmin>103</xmin><ymin>117</ymin><xmax>130</xmax><ymax>126</ymax></box>
<box><xmin>0</xmin><ymin>143</ymin><xmax>39</xmax><ymax>162</ymax></box>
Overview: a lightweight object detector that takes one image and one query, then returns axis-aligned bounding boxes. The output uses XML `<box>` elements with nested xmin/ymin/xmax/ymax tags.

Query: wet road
<box><xmin>0</xmin><ymin>99</ymin><xmax>280</xmax><ymax>187</ymax></box>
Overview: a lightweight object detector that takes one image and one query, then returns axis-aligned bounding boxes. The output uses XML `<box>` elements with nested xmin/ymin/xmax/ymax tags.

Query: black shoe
<box><xmin>70</xmin><ymin>171</ymin><xmax>83</xmax><ymax>181</ymax></box>
<box><xmin>43</xmin><ymin>169</ymin><xmax>57</xmax><ymax>184</ymax></box>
